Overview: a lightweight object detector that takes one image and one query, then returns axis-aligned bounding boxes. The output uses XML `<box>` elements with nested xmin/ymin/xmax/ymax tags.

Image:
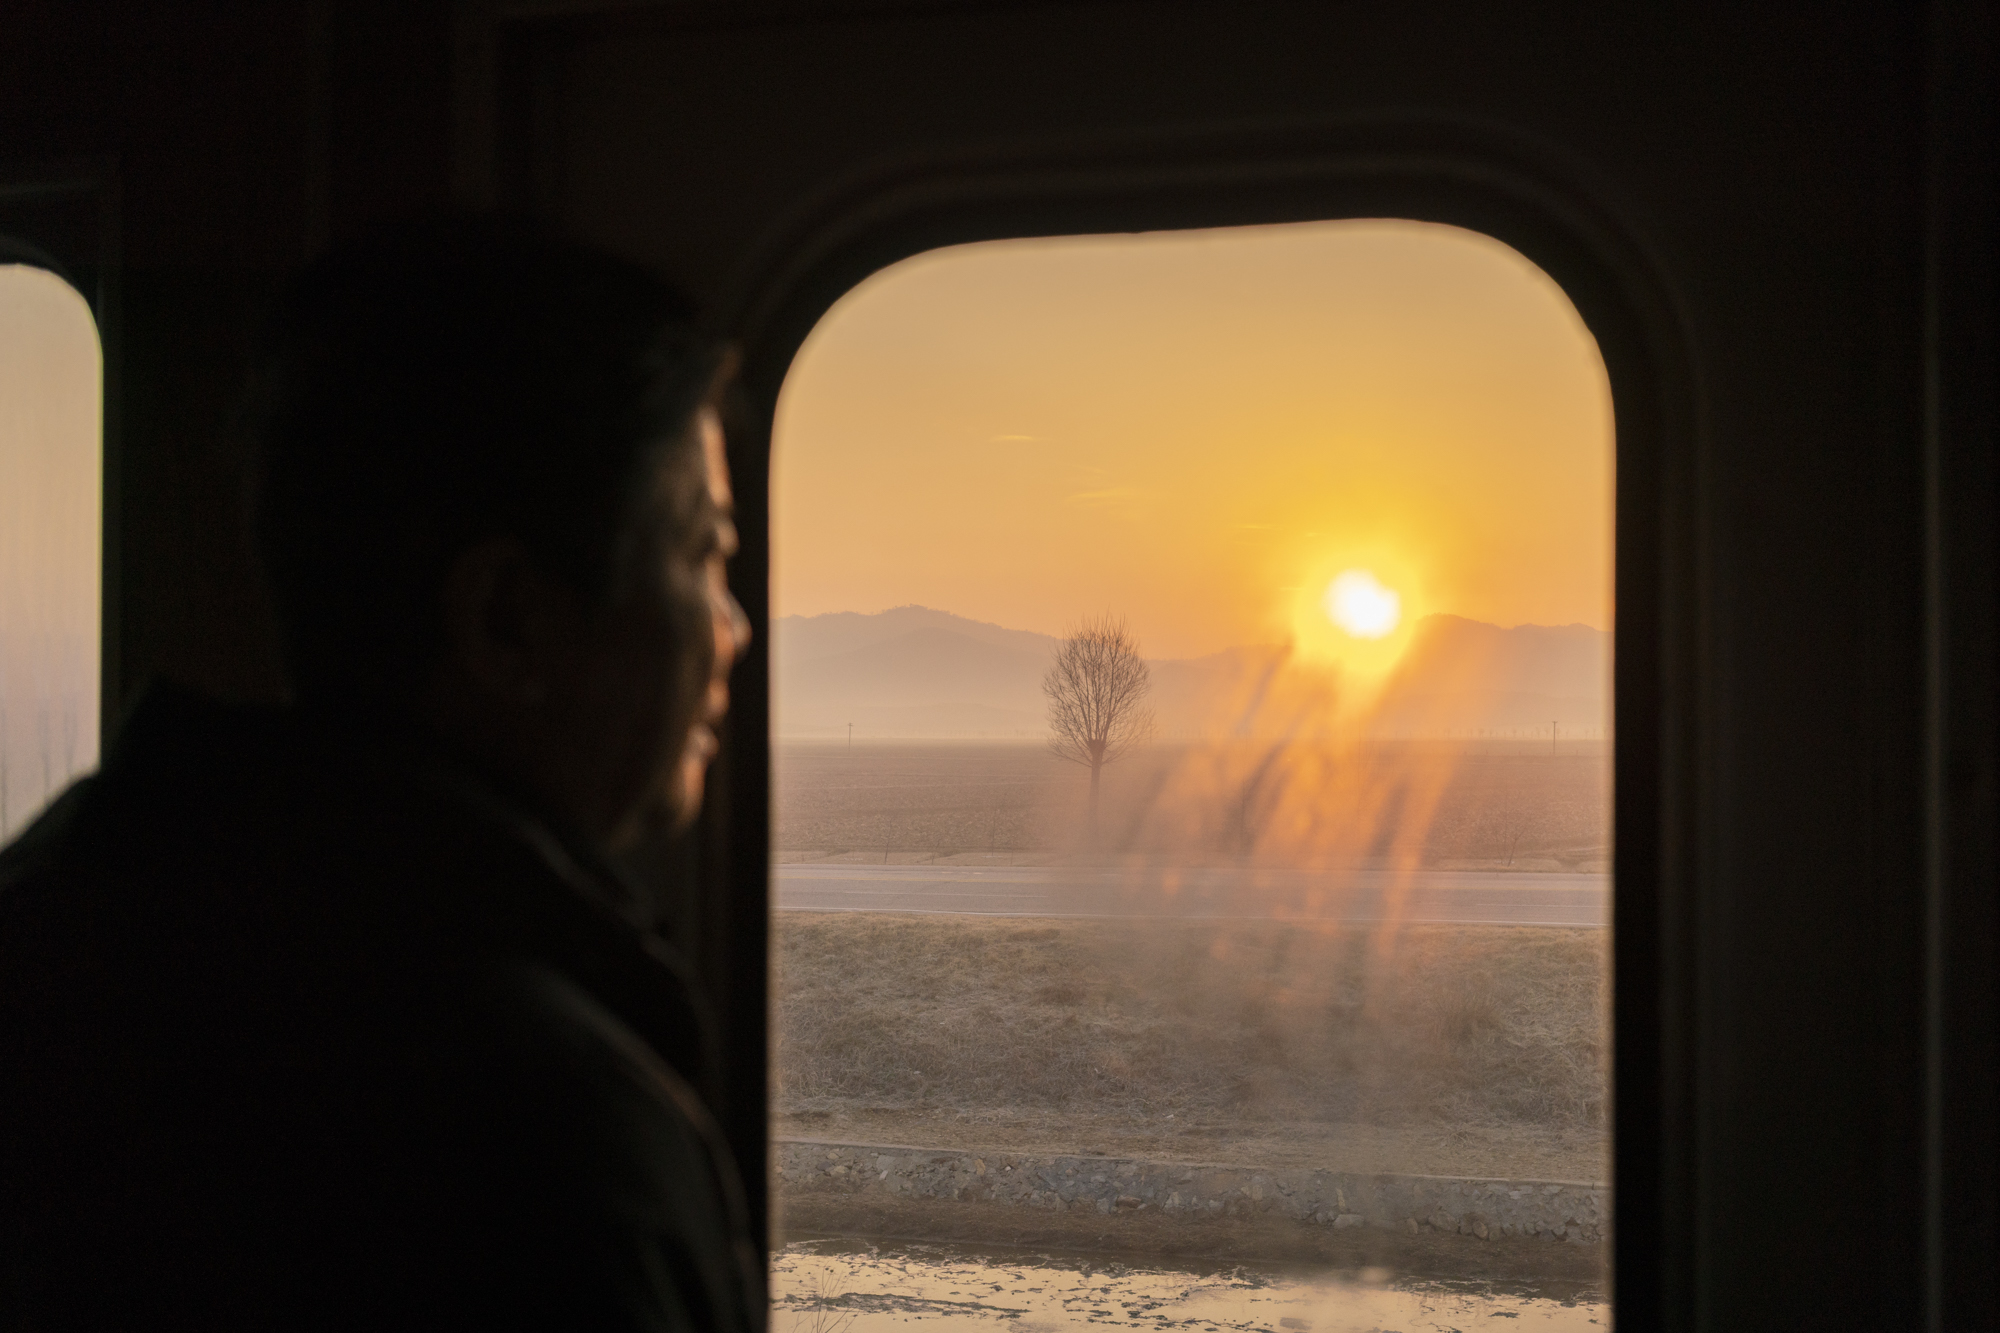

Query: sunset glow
<box><xmin>773</xmin><ymin>219</ymin><xmax>1613</xmax><ymax>662</ymax></box>
<box><xmin>1324</xmin><ymin>570</ymin><xmax>1401</xmax><ymax>639</ymax></box>
<box><xmin>766</xmin><ymin>220</ymin><xmax>1616</xmax><ymax>1233</ymax></box>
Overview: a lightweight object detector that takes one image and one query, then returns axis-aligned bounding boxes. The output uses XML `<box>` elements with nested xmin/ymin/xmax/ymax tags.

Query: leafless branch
<box><xmin>1044</xmin><ymin>614</ymin><xmax>1154</xmax><ymax>770</ymax></box>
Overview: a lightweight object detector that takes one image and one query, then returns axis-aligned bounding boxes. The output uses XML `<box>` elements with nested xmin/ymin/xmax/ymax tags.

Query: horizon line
<box><xmin>774</xmin><ymin>603</ymin><xmax>1613</xmax><ymax>647</ymax></box>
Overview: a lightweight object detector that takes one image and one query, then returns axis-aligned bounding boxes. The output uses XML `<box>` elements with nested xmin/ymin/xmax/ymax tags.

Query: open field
<box><xmin>774</xmin><ymin>1202</ymin><xmax>1612</xmax><ymax>1287</ymax></box>
<box><xmin>776</xmin><ymin>864</ymin><xmax>1609</xmax><ymax>927</ymax></box>
<box><xmin>774</xmin><ymin>912</ymin><xmax>1609</xmax><ymax>1183</ymax></box>
<box><xmin>775</xmin><ymin>742</ymin><xmax>1610</xmax><ymax>870</ymax></box>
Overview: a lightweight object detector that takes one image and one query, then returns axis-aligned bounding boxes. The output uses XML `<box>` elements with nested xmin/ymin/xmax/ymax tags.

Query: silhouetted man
<box><xmin>0</xmin><ymin>220</ymin><xmax>762</xmax><ymax>1330</ymax></box>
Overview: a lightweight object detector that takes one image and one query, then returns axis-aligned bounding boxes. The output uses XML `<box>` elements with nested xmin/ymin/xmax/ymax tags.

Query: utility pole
<box><xmin>847</xmin><ymin>722</ymin><xmax>853</xmax><ymax>748</ymax></box>
<box><xmin>1551</xmin><ymin>719</ymin><xmax>1558</xmax><ymax>757</ymax></box>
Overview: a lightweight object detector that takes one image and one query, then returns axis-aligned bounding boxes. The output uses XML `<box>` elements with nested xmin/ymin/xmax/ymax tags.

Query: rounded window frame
<box><xmin>721</xmin><ymin>114</ymin><xmax>1705</xmax><ymax>1313</ymax></box>
<box><xmin>0</xmin><ymin>234</ymin><xmax>110</xmax><ymax>838</ymax></box>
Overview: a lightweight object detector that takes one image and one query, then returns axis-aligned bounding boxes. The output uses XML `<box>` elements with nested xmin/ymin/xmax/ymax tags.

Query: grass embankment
<box><xmin>775</xmin><ymin>914</ymin><xmax>1609</xmax><ymax>1183</ymax></box>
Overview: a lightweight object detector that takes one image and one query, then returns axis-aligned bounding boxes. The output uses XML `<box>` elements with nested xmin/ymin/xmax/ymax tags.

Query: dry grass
<box><xmin>775</xmin><ymin>914</ymin><xmax>1609</xmax><ymax>1148</ymax></box>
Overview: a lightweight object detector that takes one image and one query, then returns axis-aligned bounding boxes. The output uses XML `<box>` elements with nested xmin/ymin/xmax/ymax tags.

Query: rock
<box><xmin>1333</xmin><ymin>1214</ymin><xmax>1365</xmax><ymax>1230</ymax></box>
<box><xmin>1115</xmin><ymin>1195</ymin><xmax>1144</xmax><ymax>1210</ymax></box>
<box><xmin>1404</xmin><ymin>1218</ymin><xmax>1420</xmax><ymax>1235</ymax></box>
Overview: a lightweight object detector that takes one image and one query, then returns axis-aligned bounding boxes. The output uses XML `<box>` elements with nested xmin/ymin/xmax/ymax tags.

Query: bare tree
<box><xmin>1043</xmin><ymin>615</ymin><xmax>1154</xmax><ymax>841</ymax></box>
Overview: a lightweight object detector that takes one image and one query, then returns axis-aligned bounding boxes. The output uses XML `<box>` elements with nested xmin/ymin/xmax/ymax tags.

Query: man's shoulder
<box><xmin>0</xmin><ymin>690</ymin><xmax>762</xmax><ymax>1331</ymax></box>
<box><xmin>0</xmin><ymin>684</ymin><xmax>307</xmax><ymax>901</ymax></box>
<box><xmin>0</xmin><ymin>774</ymin><xmax>95</xmax><ymax>893</ymax></box>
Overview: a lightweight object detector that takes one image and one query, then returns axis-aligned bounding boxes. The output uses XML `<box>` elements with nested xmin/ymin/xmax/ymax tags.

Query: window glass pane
<box><xmin>771</xmin><ymin>220</ymin><xmax>1611</xmax><ymax>1328</ymax></box>
<box><xmin>0</xmin><ymin>264</ymin><xmax>102</xmax><ymax>839</ymax></box>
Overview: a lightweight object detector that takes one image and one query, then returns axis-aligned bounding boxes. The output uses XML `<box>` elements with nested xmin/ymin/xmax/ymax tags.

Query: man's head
<box><xmin>251</xmin><ymin>217</ymin><xmax>748</xmax><ymax>846</ymax></box>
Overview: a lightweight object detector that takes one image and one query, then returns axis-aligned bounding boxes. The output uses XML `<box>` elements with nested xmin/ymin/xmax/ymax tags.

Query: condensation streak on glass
<box><xmin>0</xmin><ymin>265</ymin><xmax>102</xmax><ymax>840</ymax></box>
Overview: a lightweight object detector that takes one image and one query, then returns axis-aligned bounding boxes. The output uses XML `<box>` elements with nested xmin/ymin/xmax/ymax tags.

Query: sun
<box><xmin>1285</xmin><ymin>553</ymin><xmax>1422</xmax><ymax>683</ymax></box>
<box><xmin>1323</xmin><ymin>569</ymin><xmax>1401</xmax><ymax>639</ymax></box>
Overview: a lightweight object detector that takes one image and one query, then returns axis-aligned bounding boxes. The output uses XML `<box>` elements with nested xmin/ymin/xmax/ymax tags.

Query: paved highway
<box><xmin>774</xmin><ymin>863</ymin><xmax>1608</xmax><ymax>927</ymax></box>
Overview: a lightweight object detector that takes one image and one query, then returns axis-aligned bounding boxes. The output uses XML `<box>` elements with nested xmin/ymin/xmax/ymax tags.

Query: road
<box><xmin>775</xmin><ymin>863</ymin><xmax>1609</xmax><ymax>927</ymax></box>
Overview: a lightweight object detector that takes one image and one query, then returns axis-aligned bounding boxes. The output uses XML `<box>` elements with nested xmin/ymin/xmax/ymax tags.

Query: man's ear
<box><xmin>438</xmin><ymin>538</ymin><xmax>571</xmax><ymax>707</ymax></box>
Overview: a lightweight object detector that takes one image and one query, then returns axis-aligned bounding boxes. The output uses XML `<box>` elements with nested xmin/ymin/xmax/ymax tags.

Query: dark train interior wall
<box><xmin>1</xmin><ymin>2</ymin><xmax>1992</xmax><ymax>1329</ymax></box>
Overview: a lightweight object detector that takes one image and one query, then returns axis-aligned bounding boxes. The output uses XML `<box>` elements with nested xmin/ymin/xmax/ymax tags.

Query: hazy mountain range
<box><xmin>775</xmin><ymin>605</ymin><xmax>1608</xmax><ymax>740</ymax></box>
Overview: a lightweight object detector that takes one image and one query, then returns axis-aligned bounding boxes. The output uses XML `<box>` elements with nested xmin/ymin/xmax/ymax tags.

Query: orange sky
<box><xmin>772</xmin><ymin>219</ymin><xmax>1612</xmax><ymax>664</ymax></box>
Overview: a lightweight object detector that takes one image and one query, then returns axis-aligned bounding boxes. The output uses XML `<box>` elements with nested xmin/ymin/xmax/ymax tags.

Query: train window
<box><xmin>769</xmin><ymin>220</ymin><xmax>1612</xmax><ymax>1327</ymax></box>
<box><xmin>0</xmin><ymin>263</ymin><xmax>102</xmax><ymax>841</ymax></box>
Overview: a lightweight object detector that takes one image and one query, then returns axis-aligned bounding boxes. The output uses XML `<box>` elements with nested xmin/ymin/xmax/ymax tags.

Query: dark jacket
<box><xmin>0</xmin><ymin>685</ymin><xmax>764</xmax><ymax>1331</ymax></box>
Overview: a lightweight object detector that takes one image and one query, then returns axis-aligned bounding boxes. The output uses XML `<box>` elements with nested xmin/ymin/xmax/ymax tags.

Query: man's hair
<box><xmin>250</xmin><ymin>215</ymin><xmax>726</xmax><ymax>707</ymax></box>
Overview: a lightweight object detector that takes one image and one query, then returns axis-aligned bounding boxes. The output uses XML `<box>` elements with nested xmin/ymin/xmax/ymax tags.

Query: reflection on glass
<box><xmin>769</xmin><ymin>221</ymin><xmax>1612</xmax><ymax>1307</ymax></box>
<box><xmin>0</xmin><ymin>265</ymin><xmax>102</xmax><ymax>839</ymax></box>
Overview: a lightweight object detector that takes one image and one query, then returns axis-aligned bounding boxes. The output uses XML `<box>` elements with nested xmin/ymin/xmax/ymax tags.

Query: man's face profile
<box><xmin>655</xmin><ymin>407</ymin><xmax>750</xmax><ymax>834</ymax></box>
<box><xmin>574</xmin><ymin>405</ymin><xmax>749</xmax><ymax>847</ymax></box>
<box><xmin>431</xmin><ymin>405</ymin><xmax>748</xmax><ymax>850</ymax></box>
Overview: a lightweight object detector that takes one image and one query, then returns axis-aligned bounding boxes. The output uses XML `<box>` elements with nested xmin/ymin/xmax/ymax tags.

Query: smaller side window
<box><xmin>0</xmin><ymin>262</ymin><xmax>103</xmax><ymax>839</ymax></box>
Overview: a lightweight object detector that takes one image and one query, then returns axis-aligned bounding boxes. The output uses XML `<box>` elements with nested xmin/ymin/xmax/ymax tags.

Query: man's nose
<box><xmin>723</xmin><ymin>593</ymin><xmax>750</xmax><ymax>663</ymax></box>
